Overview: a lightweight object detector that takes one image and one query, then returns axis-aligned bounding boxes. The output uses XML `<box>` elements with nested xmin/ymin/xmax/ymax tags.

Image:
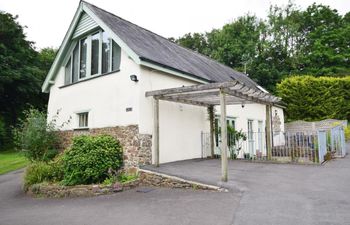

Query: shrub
<box><xmin>277</xmin><ymin>76</ymin><xmax>350</xmax><ymax>121</ymax></box>
<box><xmin>0</xmin><ymin>116</ymin><xmax>6</xmax><ymax>150</ymax></box>
<box><xmin>62</xmin><ymin>135</ymin><xmax>123</xmax><ymax>185</ymax></box>
<box><xmin>13</xmin><ymin>108</ymin><xmax>60</xmax><ymax>162</ymax></box>
<box><xmin>24</xmin><ymin>161</ymin><xmax>56</xmax><ymax>188</ymax></box>
<box><xmin>345</xmin><ymin>125</ymin><xmax>350</xmax><ymax>141</ymax></box>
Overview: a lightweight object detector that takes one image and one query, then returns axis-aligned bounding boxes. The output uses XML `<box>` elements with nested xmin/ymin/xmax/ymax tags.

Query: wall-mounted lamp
<box><xmin>130</xmin><ymin>74</ymin><xmax>139</xmax><ymax>82</ymax></box>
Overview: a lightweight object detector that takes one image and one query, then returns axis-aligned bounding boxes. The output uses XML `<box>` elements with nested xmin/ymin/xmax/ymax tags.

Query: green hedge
<box><xmin>62</xmin><ymin>135</ymin><xmax>123</xmax><ymax>185</ymax></box>
<box><xmin>277</xmin><ymin>76</ymin><xmax>350</xmax><ymax>121</ymax></box>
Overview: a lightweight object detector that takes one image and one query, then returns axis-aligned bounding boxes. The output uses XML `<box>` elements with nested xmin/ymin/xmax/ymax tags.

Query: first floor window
<box><xmin>78</xmin><ymin>112</ymin><xmax>89</xmax><ymax>128</ymax></box>
<box><xmin>79</xmin><ymin>38</ymin><xmax>88</xmax><ymax>78</ymax></box>
<box><xmin>64</xmin><ymin>30</ymin><xmax>121</xmax><ymax>85</ymax></box>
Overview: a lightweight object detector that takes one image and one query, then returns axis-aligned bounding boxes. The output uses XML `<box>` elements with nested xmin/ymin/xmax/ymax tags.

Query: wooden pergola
<box><xmin>145</xmin><ymin>80</ymin><xmax>281</xmax><ymax>182</ymax></box>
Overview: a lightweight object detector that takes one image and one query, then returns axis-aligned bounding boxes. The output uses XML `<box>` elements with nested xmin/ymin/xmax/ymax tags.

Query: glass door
<box><xmin>247</xmin><ymin>120</ymin><xmax>254</xmax><ymax>157</ymax></box>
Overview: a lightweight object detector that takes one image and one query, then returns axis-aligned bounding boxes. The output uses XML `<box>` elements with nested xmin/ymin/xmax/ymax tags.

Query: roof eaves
<box><xmin>140</xmin><ymin>57</ymin><xmax>212</xmax><ymax>84</ymax></box>
<box><xmin>41</xmin><ymin>2</ymin><xmax>84</xmax><ymax>93</ymax></box>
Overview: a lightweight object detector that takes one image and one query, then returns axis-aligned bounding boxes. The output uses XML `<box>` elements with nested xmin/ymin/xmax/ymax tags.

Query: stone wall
<box><xmin>139</xmin><ymin>169</ymin><xmax>222</xmax><ymax>191</ymax></box>
<box><xmin>27</xmin><ymin>179</ymin><xmax>140</xmax><ymax>198</ymax></box>
<box><xmin>57</xmin><ymin>125</ymin><xmax>152</xmax><ymax>168</ymax></box>
<box><xmin>285</xmin><ymin>119</ymin><xmax>348</xmax><ymax>133</ymax></box>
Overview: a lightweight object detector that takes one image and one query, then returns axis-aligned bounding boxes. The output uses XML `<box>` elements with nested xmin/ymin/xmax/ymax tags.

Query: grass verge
<box><xmin>0</xmin><ymin>150</ymin><xmax>29</xmax><ymax>175</ymax></box>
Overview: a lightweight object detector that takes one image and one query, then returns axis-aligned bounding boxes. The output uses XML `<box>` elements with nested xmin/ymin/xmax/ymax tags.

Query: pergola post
<box><xmin>153</xmin><ymin>97</ymin><xmax>160</xmax><ymax>167</ymax></box>
<box><xmin>208</xmin><ymin>106</ymin><xmax>215</xmax><ymax>158</ymax></box>
<box><xmin>265</xmin><ymin>104</ymin><xmax>272</xmax><ymax>160</ymax></box>
<box><xmin>220</xmin><ymin>89</ymin><xmax>228</xmax><ymax>182</ymax></box>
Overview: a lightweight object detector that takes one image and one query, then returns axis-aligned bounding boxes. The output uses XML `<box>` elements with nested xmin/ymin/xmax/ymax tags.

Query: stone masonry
<box><xmin>57</xmin><ymin>125</ymin><xmax>152</xmax><ymax>168</ymax></box>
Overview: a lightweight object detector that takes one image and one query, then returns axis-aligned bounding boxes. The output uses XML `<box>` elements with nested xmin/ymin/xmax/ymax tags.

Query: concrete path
<box><xmin>0</xmin><ymin>169</ymin><xmax>239</xmax><ymax>225</ymax></box>
<box><xmin>144</xmin><ymin>148</ymin><xmax>350</xmax><ymax>225</ymax></box>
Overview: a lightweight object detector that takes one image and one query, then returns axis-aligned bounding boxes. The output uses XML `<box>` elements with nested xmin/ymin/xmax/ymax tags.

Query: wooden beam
<box><xmin>223</xmin><ymin>88</ymin><xmax>266</xmax><ymax>104</ymax></box>
<box><xmin>159</xmin><ymin>96</ymin><xmax>212</xmax><ymax>107</ymax></box>
<box><xmin>163</xmin><ymin>90</ymin><xmax>219</xmax><ymax>101</ymax></box>
<box><xmin>265</xmin><ymin>105</ymin><xmax>272</xmax><ymax>160</ymax></box>
<box><xmin>220</xmin><ymin>89</ymin><xmax>228</xmax><ymax>182</ymax></box>
<box><xmin>208</xmin><ymin>106</ymin><xmax>215</xmax><ymax>158</ymax></box>
<box><xmin>145</xmin><ymin>81</ymin><xmax>239</xmax><ymax>97</ymax></box>
<box><xmin>153</xmin><ymin>98</ymin><xmax>160</xmax><ymax>167</ymax></box>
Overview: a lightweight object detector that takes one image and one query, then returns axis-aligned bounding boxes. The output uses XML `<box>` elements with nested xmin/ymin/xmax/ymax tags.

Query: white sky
<box><xmin>1</xmin><ymin>0</ymin><xmax>349</xmax><ymax>49</ymax></box>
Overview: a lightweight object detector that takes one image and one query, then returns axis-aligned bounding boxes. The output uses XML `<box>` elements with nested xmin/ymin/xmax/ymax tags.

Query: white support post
<box><xmin>153</xmin><ymin>97</ymin><xmax>160</xmax><ymax>167</ymax></box>
<box><xmin>220</xmin><ymin>89</ymin><xmax>228</xmax><ymax>182</ymax></box>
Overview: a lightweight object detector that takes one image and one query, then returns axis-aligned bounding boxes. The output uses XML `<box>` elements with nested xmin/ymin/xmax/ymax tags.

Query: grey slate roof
<box><xmin>84</xmin><ymin>1</ymin><xmax>260</xmax><ymax>89</ymax></box>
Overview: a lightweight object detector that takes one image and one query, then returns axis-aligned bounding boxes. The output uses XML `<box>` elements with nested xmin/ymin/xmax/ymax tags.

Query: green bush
<box><xmin>345</xmin><ymin>125</ymin><xmax>350</xmax><ymax>141</ymax></box>
<box><xmin>0</xmin><ymin>116</ymin><xmax>6</xmax><ymax>150</ymax></box>
<box><xmin>277</xmin><ymin>76</ymin><xmax>350</xmax><ymax>121</ymax></box>
<box><xmin>13</xmin><ymin>108</ymin><xmax>60</xmax><ymax>162</ymax></box>
<box><xmin>23</xmin><ymin>159</ymin><xmax>63</xmax><ymax>188</ymax></box>
<box><xmin>62</xmin><ymin>135</ymin><xmax>123</xmax><ymax>185</ymax></box>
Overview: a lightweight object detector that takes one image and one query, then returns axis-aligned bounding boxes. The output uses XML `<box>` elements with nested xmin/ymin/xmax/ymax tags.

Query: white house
<box><xmin>42</xmin><ymin>1</ymin><xmax>284</xmax><ymax>168</ymax></box>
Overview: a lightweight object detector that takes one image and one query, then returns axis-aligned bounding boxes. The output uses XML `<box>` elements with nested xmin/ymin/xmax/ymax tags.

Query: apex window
<box><xmin>65</xmin><ymin>31</ymin><xmax>121</xmax><ymax>85</ymax></box>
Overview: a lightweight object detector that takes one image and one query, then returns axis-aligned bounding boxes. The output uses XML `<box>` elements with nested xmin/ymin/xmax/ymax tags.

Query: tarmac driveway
<box><xmin>144</xmin><ymin>146</ymin><xmax>350</xmax><ymax>225</ymax></box>
<box><xmin>0</xmin><ymin>169</ymin><xmax>238</xmax><ymax>225</ymax></box>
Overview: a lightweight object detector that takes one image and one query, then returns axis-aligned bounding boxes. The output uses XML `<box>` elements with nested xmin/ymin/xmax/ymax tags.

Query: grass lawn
<box><xmin>0</xmin><ymin>150</ymin><xmax>29</xmax><ymax>175</ymax></box>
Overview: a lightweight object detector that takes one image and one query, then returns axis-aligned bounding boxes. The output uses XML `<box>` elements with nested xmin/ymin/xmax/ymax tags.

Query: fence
<box><xmin>201</xmin><ymin>125</ymin><xmax>346</xmax><ymax>164</ymax></box>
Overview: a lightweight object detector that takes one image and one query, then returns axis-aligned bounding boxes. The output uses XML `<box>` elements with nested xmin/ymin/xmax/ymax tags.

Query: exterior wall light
<box><xmin>130</xmin><ymin>74</ymin><xmax>139</xmax><ymax>82</ymax></box>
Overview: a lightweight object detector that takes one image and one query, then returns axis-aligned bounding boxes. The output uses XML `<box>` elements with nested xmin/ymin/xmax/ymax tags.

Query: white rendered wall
<box><xmin>138</xmin><ymin>67</ymin><xmax>209</xmax><ymax>164</ymax></box>
<box><xmin>47</xmin><ymin>49</ymin><xmax>141</xmax><ymax>130</ymax></box>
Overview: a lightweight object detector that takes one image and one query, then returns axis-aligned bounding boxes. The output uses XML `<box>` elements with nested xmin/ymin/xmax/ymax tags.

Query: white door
<box><xmin>248</xmin><ymin>120</ymin><xmax>254</xmax><ymax>157</ymax></box>
<box><xmin>258</xmin><ymin>121</ymin><xmax>264</xmax><ymax>156</ymax></box>
<box><xmin>215</xmin><ymin>117</ymin><xmax>235</xmax><ymax>156</ymax></box>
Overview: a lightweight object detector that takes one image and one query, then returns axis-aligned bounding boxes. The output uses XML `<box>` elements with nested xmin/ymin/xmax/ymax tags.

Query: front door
<box><xmin>258</xmin><ymin>121</ymin><xmax>264</xmax><ymax>156</ymax></box>
<box><xmin>214</xmin><ymin>117</ymin><xmax>235</xmax><ymax>156</ymax></box>
<box><xmin>248</xmin><ymin>120</ymin><xmax>254</xmax><ymax>157</ymax></box>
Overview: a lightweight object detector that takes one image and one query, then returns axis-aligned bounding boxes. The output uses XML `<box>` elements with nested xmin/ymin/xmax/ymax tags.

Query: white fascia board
<box><xmin>82</xmin><ymin>3</ymin><xmax>140</xmax><ymax>65</ymax></box>
<box><xmin>140</xmin><ymin>60</ymin><xmax>208</xmax><ymax>84</ymax></box>
<box><xmin>42</xmin><ymin>4</ymin><xmax>84</xmax><ymax>93</ymax></box>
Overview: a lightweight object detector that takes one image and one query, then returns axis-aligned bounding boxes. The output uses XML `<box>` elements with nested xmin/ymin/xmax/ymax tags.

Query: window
<box><xmin>79</xmin><ymin>38</ymin><xmax>88</xmax><ymax>78</ymax></box>
<box><xmin>64</xmin><ymin>30</ymin><xmax>121</xmax><ymax>85</ymax></box>
<box><xmin>102</xmin><ymin>31</ymin><xmax>111</xmax><ymax>73</ymax></box>
<box><xmin>77</xmin><ymin>112</ymin><xmax>88</xmax><ymax>128</ymax></box>
<box><xmin>91</xmin><ymin>32</ymin><xmax>100</xmax><ymax>75</ymax></box>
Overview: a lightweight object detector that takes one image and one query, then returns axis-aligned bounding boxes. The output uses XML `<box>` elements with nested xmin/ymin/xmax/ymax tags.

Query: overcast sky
<box><xmin>1</xmin><ymin>0</ymin><xmax>349</xmax><ymax>49</ymax></box>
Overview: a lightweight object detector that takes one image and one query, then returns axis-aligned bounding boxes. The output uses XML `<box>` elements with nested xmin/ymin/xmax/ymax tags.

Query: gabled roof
<box><xmin>42</xmin><ymin>1</ymin><xmax>262</xmax><ymax>92</ymax></box>
<box><xmin>84</xmin><ymin>2</ymin><xmax>259</xmax><ymax>88</ymax></box>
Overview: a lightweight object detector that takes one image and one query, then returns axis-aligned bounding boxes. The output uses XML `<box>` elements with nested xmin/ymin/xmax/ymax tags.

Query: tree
<box><xmin>0</xmin><ymin>11</ymin><xmax>56</xmax><ymax>149</ymax></box>
<box><xmin>175</xmin><ymin>32</ymin><xmax>208</xmax><ymax>54</ymax></box>
<box><xmin>174</xmin><ymin>2</ymin><xmax>350</xmax><ymax>93</ymax></box>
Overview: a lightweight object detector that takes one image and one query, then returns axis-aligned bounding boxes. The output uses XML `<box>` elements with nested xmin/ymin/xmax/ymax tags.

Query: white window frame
<box><xmin>64</xmin><ymin>30</ymin><xmax>121</xmax><ymax>85</ymax></box>
<box><xmin>77</xmin><ymin>112</ymin><xmax>89</xmax><ymax>128</ymax></box>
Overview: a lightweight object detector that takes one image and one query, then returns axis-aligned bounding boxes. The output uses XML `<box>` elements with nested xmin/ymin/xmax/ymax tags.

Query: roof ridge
<box><xmin>82</xmin><ymin>1</ymin><xmax>250</xmax><ymax>78</ymax></box>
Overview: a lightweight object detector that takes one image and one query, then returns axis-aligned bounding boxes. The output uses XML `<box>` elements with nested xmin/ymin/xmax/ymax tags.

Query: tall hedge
<box><xmin>276</xmin><ymin>76</ymin><xmax>350</xmax><ymax>121</ymax></box>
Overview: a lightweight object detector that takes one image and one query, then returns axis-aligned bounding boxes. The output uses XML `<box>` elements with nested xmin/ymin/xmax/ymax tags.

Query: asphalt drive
<box><xmin>1</xmin><ymin>143</ymin><xmax>349</xmax><ymax>225</ymax></box>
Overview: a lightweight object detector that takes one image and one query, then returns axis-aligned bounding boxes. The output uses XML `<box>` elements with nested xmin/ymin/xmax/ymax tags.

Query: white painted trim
<box><xmin>42</xmin><ymin>3</ymin><xmax>84</xmax><ymax>93</ymax></box>
<box><xmin>140</xmin><ymin>60</ymin><xmax>208</xmax><ymax>84</ymax></box>
<box><xmin>82</xmin><ymin>3</ymin><xmax>140</xmax><ymax>64</ymax></box>
<box><xmin>42</xmin><ymin>2</ymin><xmax>141</xmax><ymax>93</ymax></box>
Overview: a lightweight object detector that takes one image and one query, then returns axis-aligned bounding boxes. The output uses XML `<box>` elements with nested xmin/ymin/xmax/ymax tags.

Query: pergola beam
<box><xmin>158</xmin><ymin>96</ymin><xmax>212</xmax><ymax>107</ymax></box>
<box><xmin>220</xmin><ymin>88</ymin><xmax>228</xmax><ymax>182</ymax></box>
<box><xmin>153</xmin><ymin>97</ymin><xmax>160</xmax><ymax>167</ymax></box>
<box><xmin>146</xmin><ymin>81</ymin><xmax>240</xmax><ymax>97</ymax></box>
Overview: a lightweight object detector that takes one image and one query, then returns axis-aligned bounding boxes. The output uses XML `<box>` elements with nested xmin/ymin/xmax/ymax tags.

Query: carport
<box><xmin>145</xmin><ymin>80</ymin><xmax>280</xmax><ymax>182</ymax></box>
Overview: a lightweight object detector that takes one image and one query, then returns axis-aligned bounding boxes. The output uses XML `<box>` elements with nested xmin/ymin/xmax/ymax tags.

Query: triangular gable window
<box><xmin>64</xmin><ymin>30</ymin><xmax>121</xmax><ymax>85</ymax></box>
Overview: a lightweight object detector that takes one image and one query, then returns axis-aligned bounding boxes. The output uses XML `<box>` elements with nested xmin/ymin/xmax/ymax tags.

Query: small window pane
<box><xmin>91</xmin><ymin>33</ymin><xmax>99</xmax><ymax>75</ymax></box>
<box><xmin>78</xmin><ymin>112</ymin><xmax>88</xmax><ymax>128</ymax></box>
<box><xmin>80</xmin><ymin>38</ymin><xmax>88</xmax><ymax>78</ymax></box>
<box><xmin>112</xmin><ymin>40</ymin><xmax>121</xmax><ymax>71</ymax></box>
<box><xmin>102</xmin><ymin>32</ymin><xmax>110</xmax><ymax>74</ymax></box>
<box><xmin>72</xmin><ymin>44</ymin><xmax>79</xmax><ymax>83</ymax></box>
<box><xmin>64</xmin><ymin>58</ymin><xmax>71</xmax><ymax>85</ymax></box>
